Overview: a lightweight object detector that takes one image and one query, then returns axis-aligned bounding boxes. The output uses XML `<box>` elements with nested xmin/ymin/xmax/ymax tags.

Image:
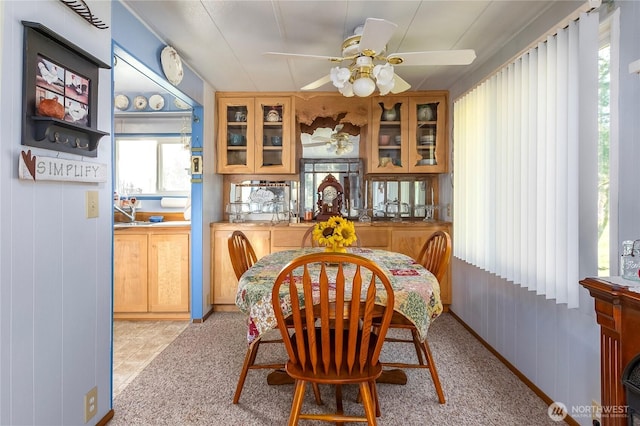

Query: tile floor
<box><xmin>112</xmin><ymin>320</ymin><xmax>190</xmax><ymax>397</ymax></box>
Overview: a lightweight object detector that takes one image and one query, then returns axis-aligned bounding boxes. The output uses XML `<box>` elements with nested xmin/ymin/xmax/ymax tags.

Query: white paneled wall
<box><xmin>451</xmin><ymin>259</ymin><xmax>600</xmax><ymax>423</ymax></box>
<box><xmin>0</xmin><ymin>1</ymin><xmax>113</xmax><ymax>424</ymax></box>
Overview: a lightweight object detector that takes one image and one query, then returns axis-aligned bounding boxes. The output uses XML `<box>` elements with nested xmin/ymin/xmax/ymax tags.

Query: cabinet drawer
<box><xmin>356</xmin><ymin>227</ymin><xmax>389</xmax><ymax>248</ymax></box>
<box><xmin>271</xmin><ymin>226</ymin><xmax>309</xmax><ymax>250</ymax></box>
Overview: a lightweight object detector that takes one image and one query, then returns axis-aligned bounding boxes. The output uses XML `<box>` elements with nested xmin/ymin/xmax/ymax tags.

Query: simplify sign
<box><xmin>19</xmin><ymin>150</ymin><xmax>107</xmax><ymax>183</ymax></box>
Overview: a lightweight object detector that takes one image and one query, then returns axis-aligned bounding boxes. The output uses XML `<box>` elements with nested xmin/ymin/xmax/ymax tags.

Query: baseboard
<box><xmin>448</xmin><ymin>310</ymin><xmax>578</xmax><ymax>426</ymax></box>
<box><xmin>96</xmin><ymin>408</ymin><xmax>114</xmax><ymax>426</ymax></box>
<box><xmin>199</xmin><ymin>306</ymin><xmax>215</xmax><ymax>322</ymax></box>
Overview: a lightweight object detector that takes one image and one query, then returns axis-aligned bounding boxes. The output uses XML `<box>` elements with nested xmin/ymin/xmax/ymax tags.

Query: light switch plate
<box><xmin>86</xmin><ymin>191</ymin><xmax>99</xmax><ymax>218</ymax></box>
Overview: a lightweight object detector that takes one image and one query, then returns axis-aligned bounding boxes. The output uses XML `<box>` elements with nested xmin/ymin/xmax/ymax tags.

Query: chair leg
<box><xmin>288</xmin><ymin>380</ymin><xmax>306</xmax><ymax>426</ymax></box>
<box><xmin>411</xmin><ymin>329</ymin><xmax>426</xmax><ymax>365</ymax></box>
<box><xmin>370</xmin><ymin>380</ymin><xmax>381</xmax><ymax>417</ymax></box>
<box><xmin>232</xmin><ymin>340</ymin><xmax>261</xmax><ymax>404</ymax></box>
<box><xmin>335</xmin><ymin>384</ymin><xmax>344</xmax><ymax>426</ymax></box>
<box><xmin>421</xmin><ymin>340</ymin><xmax>445</xmax><ymax>404</ymax></box>
<box><xmin>359</xmin><ymin>381</ymin><xmax>377</xmax><ymax>425</ymax></box>
<box><xmin>312</xmin><ymin>383</ymin><xmax>323</xmax><ymax>405</ymax></box>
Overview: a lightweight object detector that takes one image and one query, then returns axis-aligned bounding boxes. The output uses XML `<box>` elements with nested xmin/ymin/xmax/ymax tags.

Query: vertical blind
<box><xmin>453</xmin><ymin>11</ymin><xmax>599</xmax><ymax>308</ymax></box>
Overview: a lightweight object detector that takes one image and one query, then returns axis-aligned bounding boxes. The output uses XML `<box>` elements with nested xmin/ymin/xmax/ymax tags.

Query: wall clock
<box><xmin>316</xmin><ymin>174</ymin><xmax>343</xmax><ymax>221</ymax></box>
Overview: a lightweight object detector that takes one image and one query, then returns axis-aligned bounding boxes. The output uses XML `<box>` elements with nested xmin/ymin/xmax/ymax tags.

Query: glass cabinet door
<box><xmin>369</xmin><ymin>98</ymin><xmax>409</xmax><ymax>173</ymax></box>
<box><xmin>217</xmin><ymin>97</ymin><xmax>255</xmax><ymax>173</ymax></box>
<box><xmin>408</xmin><ymin>95</ymin><xmax>448</xmax><ymax>173</ymax></box>
<box><xmin>255</xmin><ymin>97</ymin><xmax>293</xmax><ymax>174</ymax></box>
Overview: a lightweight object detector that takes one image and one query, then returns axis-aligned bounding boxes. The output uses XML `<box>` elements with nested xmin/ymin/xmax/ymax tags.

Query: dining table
<box><xmin>235</xmin><ymin>247</ymin><xmax>443</xmax><ymax>386</ymax></box>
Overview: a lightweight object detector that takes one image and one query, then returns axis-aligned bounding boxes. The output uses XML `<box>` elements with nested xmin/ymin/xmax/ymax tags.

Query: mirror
<box><xmin>113</xmin><ymin>55</ymin><xmax>193</xmax><ymax>197</ymax></box>
<box><xmin>113</xmin><ymin>56</ymin><xmax>192</xmax><ymax>113</ymax></box>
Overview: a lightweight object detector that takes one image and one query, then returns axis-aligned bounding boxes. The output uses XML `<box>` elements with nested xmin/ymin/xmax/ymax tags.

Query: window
<box><xmin>598</xmin><ymin>43</ymin><xmax>611</xmax><ymax>276</ymax></box>
<box><xmin>115</xmin><ymin>137</ymin><xmax>190</xmax><ymax>196</ymax></box>
<box><xmin>452</xmin><ymin>11</ymin><xmax>600</xmax><ymax>308</ymax></box>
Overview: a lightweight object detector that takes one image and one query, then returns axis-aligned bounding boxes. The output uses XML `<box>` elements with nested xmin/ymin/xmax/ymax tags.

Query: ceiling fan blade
<box><xmin>301</xmin><ymin>74</ymin><xmax>332</xmax><ymax>91</ymax></box>
<box><xmin>390</xmin><ymin>74</ymin><xmax>411</xmax><ymax>94</ymax></box>
<box><xmin>263</xmin><ymin>52</ymin><xmax>341</xmax><ymax>62</ymax></box>
<box><xmin>389</xmin><ymin>49</ymin><xmax>476</xmax><ymax>66</ymax></box>
<box><xmin>358</xmin><ymin>18</ymin><xmax>397</xmax><ymax>56</ymax></box>
<box><xmin>304</xmin><ymin>141</ymin><xmax>330</xmax><ymax>147</ymax></box>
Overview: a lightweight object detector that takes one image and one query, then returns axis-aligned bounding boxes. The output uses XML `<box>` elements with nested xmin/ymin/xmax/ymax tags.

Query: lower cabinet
<box><xmin>210</xmin><ymin>222</ymin><xmax>452</xmax><ymax>311</ymax></box>
<box><xmin>212</xmin><ymin>229</ymin><xmax>271</xmax><ymax>306</ymax></box>
<box><xmin>114</xmin><ymin>227</ymin><xmax>190</xmax><ymax>319</ymax></box>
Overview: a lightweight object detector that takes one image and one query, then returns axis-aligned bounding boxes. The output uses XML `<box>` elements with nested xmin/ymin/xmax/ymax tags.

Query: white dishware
<box><xmin>173</xmin><ymin>97</ymin><xmax>190</xmax><ymax>110</ymax></box>
<box><xmin>149</xmin><ymin>94</ymin><xmax>165</xmax><ymax>110</ymax></box>
<box><xmin>133</xmin><ymin>95</ymin><xmax>148</xmax><ymax>110</ymax></box>
<box><xmin>114</xmin><ymin>94</ymin><xmax>129</xmax><ymax>110</ymax></box>
<box><xmin>161</xmin><ymin>46</ymin><xmax>184</xmax><ymax>85</ymax></box>
<box><xmin>265</xmin><ymin>109</ymin><xmax>280</xmax><ymax>122</ymax></box>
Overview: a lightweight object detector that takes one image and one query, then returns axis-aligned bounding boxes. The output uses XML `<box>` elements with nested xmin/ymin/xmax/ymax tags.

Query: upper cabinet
<box><xmin>369</xmin><ymin>92</ymin><xmax>448</xmax><ymax>173</ymax></box>
<box><xmin>217</xmin><ymin>95</ymin><xmax>294</xmax><ymax>174</ymax></box>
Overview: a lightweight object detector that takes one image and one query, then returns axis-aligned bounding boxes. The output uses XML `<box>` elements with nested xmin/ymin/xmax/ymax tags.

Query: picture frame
<box><xmin>21</xmin><ymin>21</ymin><xmax>110</xmax><ymax>157</ymax></box>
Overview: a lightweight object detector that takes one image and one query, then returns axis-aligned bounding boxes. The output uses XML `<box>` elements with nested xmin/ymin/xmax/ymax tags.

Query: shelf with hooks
<box><xmin>59</xmin><ymin>0</ymin><xmax>109</xmax><ymax>29</ymax></box>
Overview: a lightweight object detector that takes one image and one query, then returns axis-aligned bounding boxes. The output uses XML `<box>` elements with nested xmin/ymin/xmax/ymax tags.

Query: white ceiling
<box><xmin>119</xmin><ymin>0</ymin><xmax>569</xmax><ymax>94</ymax></box>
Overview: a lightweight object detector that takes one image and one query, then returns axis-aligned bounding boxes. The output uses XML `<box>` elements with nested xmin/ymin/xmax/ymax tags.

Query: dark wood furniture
<box><xmin>580</xmin><ymin>277</ymin><xmax>640</xmax><ymax>426</ymax></box>
<box><xmin>272</xmin><ymin>252</ymin><xmax>395</xmax><ymax>424</ymax></box>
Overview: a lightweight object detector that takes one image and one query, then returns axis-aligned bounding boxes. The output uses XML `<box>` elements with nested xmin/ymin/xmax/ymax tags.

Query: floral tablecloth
<box><xmin>235</xmin><ymin>247</ymin><xmax>443</xmax><ymax>345</ymax></box>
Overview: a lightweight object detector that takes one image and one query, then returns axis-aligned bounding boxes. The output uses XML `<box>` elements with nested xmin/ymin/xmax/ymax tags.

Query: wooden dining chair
<box><xmin>229</xmin><ymin>231</ymin><xmax>267</xmax><ymax>404</ymax></box>
<box><xmin>272</xmin><ymin>252</ymin><xmax>395</xmax><ymax>425</ymax></box>
<box><xmin>300</xmin><ymin>225</ymin><xmax>318</xmax><ymax>248</ymax></box>
<box><xmin>228</xmin><ymin>230</ymin><xmax>257</xmax><ymax>282</ymax></box>
<box><xmin>383</xmin><ymin>230</ymin><xmax>451</xmax><ymax>404</ymax></box>
<box><xmin>230</xmin><ymin>231</ymin><xmax>321</xmax><ymax>405</ymax></box>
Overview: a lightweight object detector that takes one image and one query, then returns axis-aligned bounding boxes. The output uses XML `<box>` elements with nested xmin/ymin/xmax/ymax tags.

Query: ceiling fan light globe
<box><xmin>352</xmin><ymin>76</ymin><xmax>376</xmax><ymax>97</ymax></box>
<box><xmin>373</xmin><ymin>63</ymin><xmax>394</xmax><ymax>85</ymax></box>
<box><xmin>338</xmin><ymin>81</ymin><xmax>354</xmax><ymax>97</ymax></box>
<box><xmin>330</xmin><ymin>66</ymin><xmax>351</xmax><ymax>88</ymax></box>
<box><xmin>377</xmin><ymin>79</ymin><xmax>394</xmax><ymax>95</ymax></box>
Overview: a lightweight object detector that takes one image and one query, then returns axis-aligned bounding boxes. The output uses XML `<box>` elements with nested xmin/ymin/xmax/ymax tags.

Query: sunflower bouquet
<box><xmin>312</xmin><ymin>216</ymin><xmax>357</xmax><ymax>253</ymax></box>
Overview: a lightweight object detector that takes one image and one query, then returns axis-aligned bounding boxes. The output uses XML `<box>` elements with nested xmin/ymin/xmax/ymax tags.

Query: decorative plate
<box><xmin>133</xmin><ymin>95</ymin><xmax>148</xmax><ymax>110</ymax></box>
<box><xmin>114</xmin><ymin>94</ymin><xmax>129</xmax><ymax>110</ymax></box>
<box><xmin>249</xmin><ymin>188</ymin><xmax>275</xmax><ymax>204</ymax></box>
<box><xmin>161</xmin><ymin>46</ymin><xmax>184</xmax><ymax>85</ymax></box>
<box><xmin>149</xmin><ymin>94</ymin><xmax>165</xmax><ymax>111</ymax></box>
<box><xmin>173</xmin><ymin>97</ymin><xmax>190</xmax><ymax>110</ymax></box>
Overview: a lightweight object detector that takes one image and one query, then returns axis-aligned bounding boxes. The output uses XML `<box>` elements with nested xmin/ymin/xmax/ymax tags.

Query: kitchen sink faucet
<box><xmin>114</xmin><ymin>198</ymin><xmax>137</xmax><ymax>222</ymax></box>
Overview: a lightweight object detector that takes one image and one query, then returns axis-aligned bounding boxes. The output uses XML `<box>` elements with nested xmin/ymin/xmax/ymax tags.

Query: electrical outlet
<box><xmin>84</xmin><ymin>386</ymin><xmax>97</xmax><ymax>423</ymax></box>
<box><xmin>86</xmin><ymin>191</ymin><xmax>99</xmax><ymax>218</ymax></box>
<box><xmin>592</xmin><ymin>399</ymin><xmax>602</xmax><ymax>424</ymax></box>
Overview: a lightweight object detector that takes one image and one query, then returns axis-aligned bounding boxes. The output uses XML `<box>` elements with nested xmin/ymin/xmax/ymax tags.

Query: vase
<box><xmin>383</xmin><ymin>108</ymin><xmax>397</xmax><ymax>121</ymax></box>
<box><xmin>325</xmin><ymin>243</ymin><xmax>347</xmax><ymax>253</ymax></box>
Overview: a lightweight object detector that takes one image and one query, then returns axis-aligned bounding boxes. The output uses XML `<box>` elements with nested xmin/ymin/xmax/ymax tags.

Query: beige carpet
<box><xmin>111</xmin><ymin>312</ymin><xmax>560</xmax><ymax>425</ymax></box>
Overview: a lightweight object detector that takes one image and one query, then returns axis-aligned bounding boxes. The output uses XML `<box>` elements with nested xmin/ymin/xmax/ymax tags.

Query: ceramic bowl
<box><xmin>228</xmin><ymin>133</ymin><xmax>246</xmax><ymax>146</ymax></box>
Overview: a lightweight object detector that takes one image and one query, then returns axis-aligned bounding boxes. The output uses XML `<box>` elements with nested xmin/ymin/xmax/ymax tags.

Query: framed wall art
<box><xmin>21</xmin><ymin>21</ymin><xmax>110</xmax><ymax>157</ymax></box>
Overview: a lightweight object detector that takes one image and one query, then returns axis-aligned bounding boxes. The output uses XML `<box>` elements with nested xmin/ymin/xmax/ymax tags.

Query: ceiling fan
<box><xmin>264</xmin><ymin>18</ymin><xmax>476</xmax><ymax>97</ymax></box>
<box><xmin>303</xmin><ymin>125</ymin><xmax>355</xmax><ymax>155</ymax></box>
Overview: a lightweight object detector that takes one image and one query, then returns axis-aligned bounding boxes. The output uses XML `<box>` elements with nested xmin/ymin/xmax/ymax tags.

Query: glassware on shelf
<box><xmin>270</xmin><ymin>196</ymin><xmax>286</xmax><ymax>224</ymax></box>
<box><xmin>384</xmin><ymin>199</ymin><xmax>409</xmax><ymax>222</ymax></box>
<box><xmin>416</xmin><ymin>204</ymin><xmax>439</xmax><ymax>221</ymax></box>
<box><xmin>225</xmin><ymin>201</ymin><xmax>250</xmax><ymax>223</ymax></box>
<box><xmin>358</xmin><ymin>207</ymin><xmax>372</xmax><ymax>223</ymax></box>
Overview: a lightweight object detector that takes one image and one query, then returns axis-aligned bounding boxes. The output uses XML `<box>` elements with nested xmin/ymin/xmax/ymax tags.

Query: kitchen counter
<box><xmin>209</xmin><ymin>219</ymin><xmax>450</xmax><ymax>228</ymax></box>
<box><xmin>114</xmin><ymin>220</ymin><xmax>191</xmax><ymax>229</ymax></box>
